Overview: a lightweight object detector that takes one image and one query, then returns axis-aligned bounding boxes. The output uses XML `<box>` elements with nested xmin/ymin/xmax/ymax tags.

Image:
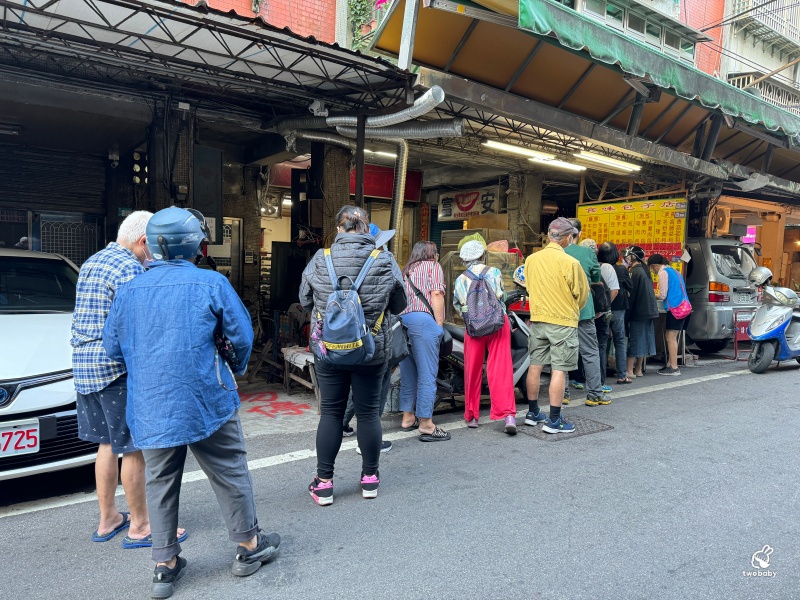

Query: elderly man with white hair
<box><xmin>71</xmin><ymin>211</ymin><xmax>185</xmax><ymax>549</ymax></box>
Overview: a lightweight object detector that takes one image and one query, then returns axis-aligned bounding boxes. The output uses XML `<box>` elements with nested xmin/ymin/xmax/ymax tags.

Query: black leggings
<box><xmin>314</xmin><ymin>360</ymin><xmax>387</xmax><ymax>479</ymax></box>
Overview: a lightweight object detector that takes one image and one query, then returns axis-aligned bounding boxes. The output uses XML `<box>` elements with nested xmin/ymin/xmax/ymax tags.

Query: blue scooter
<box><xmin>747</xmin><ymin>266</ymin><xmax>800</xmax><ymax>373</ymax></box>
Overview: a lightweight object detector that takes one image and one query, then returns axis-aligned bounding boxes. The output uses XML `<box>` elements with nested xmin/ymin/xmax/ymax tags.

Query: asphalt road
<box><xmin>1</xmin><ymin>361</ymin><xmax>797</xmax><ymax>600</ymax></box>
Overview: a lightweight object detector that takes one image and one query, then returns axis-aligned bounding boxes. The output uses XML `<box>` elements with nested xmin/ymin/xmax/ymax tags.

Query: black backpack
<box><xmin>590</xmin><ymin>279</ymin><xmax>612</xmax><ymax>314</ymax></box>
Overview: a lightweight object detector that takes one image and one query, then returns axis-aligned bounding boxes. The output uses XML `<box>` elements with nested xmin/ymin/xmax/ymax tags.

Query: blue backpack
<box><xmin>463</xmin><ymin>266</ymin><xmax>505</xmax><ymax>338</ymax></box>
<box><xmin>313</xmin><ymin>248</ymin><xmax>384</xmax><ymax>365</ymax></box>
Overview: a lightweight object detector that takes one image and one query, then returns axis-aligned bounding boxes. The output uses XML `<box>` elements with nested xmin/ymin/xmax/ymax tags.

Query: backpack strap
<box><xmin>323</xmin><ymin>248</ymin><xmax>340</xmax><ymax>291</ymax></box>
<box><xmin>352</xmin><ymin>249</ymin><xmax>381</xmax><ymax>292</ymax></box>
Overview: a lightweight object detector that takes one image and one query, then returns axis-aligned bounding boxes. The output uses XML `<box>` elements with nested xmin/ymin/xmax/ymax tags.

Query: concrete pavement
<box><xmin>1</xmin><ymin>361</ymin><xmax>798</xmax><ymax>599</ymax></box>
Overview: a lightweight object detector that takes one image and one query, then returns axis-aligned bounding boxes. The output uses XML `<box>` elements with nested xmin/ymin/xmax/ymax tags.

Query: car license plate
<box><xmin>0</xmin><ymin>419</ymin><xmax>40</xmax><ymax>458</ymax></box>
<box><xmin>736</xmin><ymin>293</ymin><xmax>752</xmax><ymax>304</ymax></box>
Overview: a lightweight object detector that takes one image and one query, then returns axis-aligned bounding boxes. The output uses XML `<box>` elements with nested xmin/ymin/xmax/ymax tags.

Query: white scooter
<box><xmin>747</xmin><ymin>266</ymin><xmax>800</xmax><ymax>373</ymax></box>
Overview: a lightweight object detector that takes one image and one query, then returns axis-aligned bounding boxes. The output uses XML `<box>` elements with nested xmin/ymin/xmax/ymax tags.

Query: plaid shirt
<box><xmin>71</xmin><ymin>242</ymin><xmax>144</xmax><ymax>394</ymax></box>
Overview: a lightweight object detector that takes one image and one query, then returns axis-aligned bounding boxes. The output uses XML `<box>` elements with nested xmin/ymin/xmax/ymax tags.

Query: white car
<box><xmin>0</xmin><ymin>248</ymin><xmax>97</xmax><ymax>481</ymax></box>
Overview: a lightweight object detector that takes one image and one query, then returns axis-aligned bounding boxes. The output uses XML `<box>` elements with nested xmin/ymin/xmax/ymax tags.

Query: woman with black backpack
<box><xmin>453</xmin><ymin>235</ymin><xmax>517</xmax><ymax>435</ymax></box>
<box><xmin>299</xmin><ymin>206</ymin><xmax>407</xmax><ymax>506</ymax></box>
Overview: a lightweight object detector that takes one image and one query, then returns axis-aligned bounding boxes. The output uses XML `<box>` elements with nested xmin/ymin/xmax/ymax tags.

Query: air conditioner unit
<box><xmin>713</xmin><ymin>206</ymin><xmax>732</xmax><ymax>235</ymax></box>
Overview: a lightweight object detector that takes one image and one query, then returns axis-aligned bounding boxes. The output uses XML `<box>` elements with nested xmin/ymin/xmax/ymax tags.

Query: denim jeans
<box><xmin>398</xmin><ymin>311</ymin><xmax>442</xmax><ymax>419</ymax></box>
<box><xmin>610</xmin><ymin>310</ymin><xmax>628</xmax><ymax>379</ymax></box>
<box><xmin>314</xmin><ymin>360</ymin><xmax>387</xmax><ymax>479</ymax></box>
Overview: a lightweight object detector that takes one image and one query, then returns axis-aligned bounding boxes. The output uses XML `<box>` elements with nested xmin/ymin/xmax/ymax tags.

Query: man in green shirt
<box><xmin>565</xmin><ymin>218</ymin><xmax>610</xmax><ymax>406</ymax></box>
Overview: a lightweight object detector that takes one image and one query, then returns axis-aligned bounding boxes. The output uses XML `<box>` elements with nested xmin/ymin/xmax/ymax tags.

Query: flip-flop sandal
<box><xmin>92</xmin><ymin>512</ymin><xmax>130</xmax><ymax>542</ymax></box>
<box><xmin>616</xmin><ymin>378</ymin><xmax>632</xmax><ymax>384</ymax></box>
<box><xmin>419</xmin><ymin>426</ymin><xmax>451</xmax><ymax>442</ymax></box>
<box><xmin>400</xmin><ymin>417</ymin><xmax>420</xmax><ymax>432</ymax></box>
<box><xmin>122</xmin><ymin>529</ymin><xmax>189</xmax><ymax>549</ymax></box>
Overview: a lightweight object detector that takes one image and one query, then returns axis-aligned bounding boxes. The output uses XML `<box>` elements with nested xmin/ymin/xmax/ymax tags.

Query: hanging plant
<box><xmin>349</xmin><ymin>0</ymin><xmax>379</xmax><ymax>51</ymax></box>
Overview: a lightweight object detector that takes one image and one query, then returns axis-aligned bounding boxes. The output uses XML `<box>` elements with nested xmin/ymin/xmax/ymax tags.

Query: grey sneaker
<box><xmin>657</xmin><ymin>367</ymin><xmax>681</xmax><ymax>376</ymax></box>
<box><xmin>151</xmin><ymin>556</ymin><xmax>187</xmax><ymax>599</ymax></box>
<box><xmin>232</xmin><ymin>531</ymin><xmax>281</xmax><ymax>577</ymax></box>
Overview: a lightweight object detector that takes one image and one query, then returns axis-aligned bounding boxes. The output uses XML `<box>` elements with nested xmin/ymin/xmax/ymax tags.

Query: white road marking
<box><xmin>0</xmin><ymin>368</ymin><xmax>749</xmax><ymax>519</ymax></box>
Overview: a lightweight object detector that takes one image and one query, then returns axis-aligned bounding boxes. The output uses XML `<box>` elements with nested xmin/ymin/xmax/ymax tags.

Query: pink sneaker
<box><xmin>504</xmin><ymin>415</ymin><xmax>517</xmax><ymax>435</ymax></box>
<box><xmin>308</xmin><ymin>476</ymin><xmax>333</xmax><ymax>506</ymax></box>
<box><xmin>360</xmin><ymin>472</ymin><xmax>380</xmax><ymax>499</ymax></box>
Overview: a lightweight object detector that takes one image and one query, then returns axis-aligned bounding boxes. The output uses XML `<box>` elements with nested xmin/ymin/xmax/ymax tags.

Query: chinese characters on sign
<box><xmin>577</xmin><ymin>198</ymin><xmax>687</xmax><ymax>271</ymax></box>
<box><xmin>438</xmin><ymin>187</ymin><xmax>500</xmax><ymax>221</ymax></box>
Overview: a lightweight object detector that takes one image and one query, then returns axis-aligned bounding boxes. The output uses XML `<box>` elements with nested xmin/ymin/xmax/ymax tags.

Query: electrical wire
<box><xmin>699</xmin><ymin>0</ymin><xmax>782</xmax><ymax>32</ymax></box>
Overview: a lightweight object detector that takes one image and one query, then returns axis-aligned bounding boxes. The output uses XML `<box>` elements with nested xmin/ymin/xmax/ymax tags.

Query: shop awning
<box><xmin>372</xmin><ymin>0</ymin><xmax>800</xmax><ymax>194</ymax></box>
<box><xmin>0</xmin><ymin>0</ymin><xmax>411</xmax><ymax>115</ymax></box>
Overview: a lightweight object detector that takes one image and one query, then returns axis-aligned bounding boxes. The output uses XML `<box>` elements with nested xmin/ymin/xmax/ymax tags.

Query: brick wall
<box><xmin>192</xmin><ymin>0</ymin><xmax>336</xmax><ymax>42</ymax></box>
<box><xmin>680</xmin><ymin>0</ymin><xmax>724</xmax><ymax>75</ymax></box>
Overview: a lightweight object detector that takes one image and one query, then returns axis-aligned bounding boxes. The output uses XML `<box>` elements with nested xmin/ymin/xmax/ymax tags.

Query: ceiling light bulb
<box><xmin>483</xmin><ymin>140</ymin><xmax>554</xmax><ymax>160</ymax></box>
<box><xmin>574</xmin><ymin>151</ymin><xmax>641</xmax><ymax>171</ymax></box>
<box><xmin>529</xmin><ymin>158</ymin><xmax>586</xmax><ymax>172</ymax></box>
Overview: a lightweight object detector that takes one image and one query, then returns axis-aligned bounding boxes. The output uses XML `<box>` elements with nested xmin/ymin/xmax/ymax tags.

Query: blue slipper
<box><xmin>122</xmin><ymin>529</ymin><xmax>189</xmax><ymax>549</ymax></box>
<box><xmin>92</xmin><ymin>512</ymin><xmax>130</xmax><ymax>542</ymax></box>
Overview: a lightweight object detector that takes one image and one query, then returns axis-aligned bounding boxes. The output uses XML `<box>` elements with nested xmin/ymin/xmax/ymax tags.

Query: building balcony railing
<box><xmin>731</xmin><ymin>0</ymin><xmax>800</xmax><ymax>52</ymax></box>
<box><xmin>728</xmin><ymin>73</ymin><xmax>800</xmax><ymax>117</ymax></box>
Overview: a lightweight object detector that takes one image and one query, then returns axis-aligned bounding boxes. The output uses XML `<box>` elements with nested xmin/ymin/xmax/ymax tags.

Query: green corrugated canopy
<box><xmin>518</xmin><ymin>0</ymin><xmax>800</xmax><ymax>140</ymax></box>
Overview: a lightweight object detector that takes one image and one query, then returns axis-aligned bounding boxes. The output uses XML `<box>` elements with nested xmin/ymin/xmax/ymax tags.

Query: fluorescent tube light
<box><xmin>574</xmin><ymin>151</ymin><xmax>641</xmax><ymax>171</ymax></box>
<box><xmin>529</xmin><ymin>158</ymin><xmax>586</xmax><ymax>172</ymax></box>
<box><xmin>365</xmin><ymin>149</ymin><xmax>398</xmax><ymax>158</ymax></box>
<box><xmin>484</xmin><ymin>140</ymin><xmax>554</xmax><ymax>160</ymax></box>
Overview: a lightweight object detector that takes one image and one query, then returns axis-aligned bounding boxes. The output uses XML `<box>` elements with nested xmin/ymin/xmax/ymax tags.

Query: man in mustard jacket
<box><xmin>523</xmin><ymin>217</ymin><xmax>589</xmax><ymax>434</ymax></box>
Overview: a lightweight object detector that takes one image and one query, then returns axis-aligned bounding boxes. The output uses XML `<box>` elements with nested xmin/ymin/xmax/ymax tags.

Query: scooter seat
<box><xmin>444</xmin><ymin>323</ymin><xmax>465</xmax><ymax>343</ymax></box>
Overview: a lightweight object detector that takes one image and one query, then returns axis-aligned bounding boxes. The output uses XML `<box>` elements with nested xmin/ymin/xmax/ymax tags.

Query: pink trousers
<box><xmin>463</xmin><ymin>316</ymin><xmax>516</xmax><ymax>421</ymax></box>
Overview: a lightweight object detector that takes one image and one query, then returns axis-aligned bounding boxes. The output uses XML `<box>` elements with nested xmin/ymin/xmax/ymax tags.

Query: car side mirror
<box><xmin>753</xmin><ymin>242</ymin><xmax>762</xmax><ymax>257</ymax></box>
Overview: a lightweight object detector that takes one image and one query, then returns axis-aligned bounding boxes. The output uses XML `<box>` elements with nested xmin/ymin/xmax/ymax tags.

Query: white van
<box><xmin>0</xmin><ymin>249</ymin><xmax>97</xmax><ymax>481</ymax></box>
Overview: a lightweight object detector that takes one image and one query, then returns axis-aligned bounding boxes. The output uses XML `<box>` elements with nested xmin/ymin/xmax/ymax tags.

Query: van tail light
<box><xmin>709</xmin><ymin>282</ymin><xmax>730</xmax><ymax>292</ymax></box>
<box><xmin>709</xmin><ymin>292</ymin><xmax>730</xmax><ymax>302</ymax></box>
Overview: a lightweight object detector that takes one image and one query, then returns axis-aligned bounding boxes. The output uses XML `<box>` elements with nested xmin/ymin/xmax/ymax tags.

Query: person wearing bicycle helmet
<box><xmin>623</xmin><ymin>245</ymin><xmax>658</xmax><ymax>379</ymax></box>
<box><xmin>104</xmin><ymin>206</ymin><xmax>280</xmax><ymax>597</ymax></box>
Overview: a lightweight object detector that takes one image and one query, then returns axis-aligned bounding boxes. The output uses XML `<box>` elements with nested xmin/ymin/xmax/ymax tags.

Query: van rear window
<box><xmin>711</xmin><ymin>245</ymin><xmax>756</xmax><ymax>280</ymax></box>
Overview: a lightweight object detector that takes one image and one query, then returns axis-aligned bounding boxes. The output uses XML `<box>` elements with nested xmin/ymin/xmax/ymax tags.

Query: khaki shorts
<box><xmin>528</xmin><ymin>322</ymin><xmax>579</xmax><ymax>372</ymax></box>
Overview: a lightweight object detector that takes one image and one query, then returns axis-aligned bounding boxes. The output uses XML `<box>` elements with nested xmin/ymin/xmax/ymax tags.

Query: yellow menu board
<box><xmin>577</xmin><ymin>198</ymin><xmax>687</xmax><ymax>269</ymax></box>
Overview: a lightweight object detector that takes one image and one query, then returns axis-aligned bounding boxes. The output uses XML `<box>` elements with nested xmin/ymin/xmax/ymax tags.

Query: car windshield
<box><xmin>711</xmin><ymin>245</ymin><xmax>757</xmax><ymax>281</ymax></box>
<box><xmin>0</xmin><ymin>256</ymin><xmax>78</xmax><ymax>312</ymax></box>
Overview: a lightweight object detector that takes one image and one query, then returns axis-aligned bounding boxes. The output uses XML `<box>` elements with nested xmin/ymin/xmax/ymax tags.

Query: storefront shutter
<box><xmin>429</xmin><ymin>209</ymin><xmax>464</xmax><ymax>250</ymax></box>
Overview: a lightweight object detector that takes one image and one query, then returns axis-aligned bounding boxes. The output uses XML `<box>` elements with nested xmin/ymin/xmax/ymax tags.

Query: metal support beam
<box><xmin>639</xmin><ymin>97</ymin><xmax>679</xmax><ymax>138</ymax></box>
<box><xmin>415</xmin><ymin>68</ymin><xmax>729</xmax><ymax>180</ymax></box>
<box><xmin>445</xmin><ymin>20</ymin><xmax>478</xmax><ymax>72</ymax></box>
<box><xmin>763</xmin><ymin>144</ymin><xmax>775</xmax><ymax>172</ymax></box>
<box><xmin>691</xmin><ymin>121</ymin><xmax>705</xmax><ymax>158</ymax></box>
<box><xmin>397</xmin><ymin>0</ymin><xmax>421</xmax><ymax>71</ymax></box>
<box><xmin>600</xmin><ymin>91</ymin><xmax>636</xmax><ymax>126</ymax></box>
<box><xmin>626</xmin><ymin>93</ymin><xmax>644</xmax><ymax>137</ymax></box>
<box><xmin>354</xmin><ymin>114</ymin><xmax>366</xmax><ymax>207</ymax></box>
<box><xmin>654</xmin><ymin>104</ymin><xmax>692</xmax><ymax>143</ymax></box>
<box><xmin>558</xmin><ymin>64</ymin><xmax>595</xmax><ymax>109</ymax></box>
<box><xmin>504</xmin><ymin>42</ymin><xmax>543</xmax><ymax>92</ymax></box>
<box><xmin>701</xmin><ymin>114</ymin><xmax>723</xmax><ymax>162</ymax></box>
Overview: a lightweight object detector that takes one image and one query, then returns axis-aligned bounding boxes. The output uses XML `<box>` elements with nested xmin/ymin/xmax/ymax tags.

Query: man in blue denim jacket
<box><xmin>104</xmin><ymin>207</ymin><xmax>280</xmax><ymax>599</ymax></box>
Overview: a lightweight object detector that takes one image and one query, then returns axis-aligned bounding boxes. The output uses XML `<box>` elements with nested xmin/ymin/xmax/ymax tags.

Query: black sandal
<box><xmin>419</xmin><ymin>426</ymin><xmax>451</xmax><ymax>442</ymax></box>
<box><xmin>400</xmin><ymin>417</ymin><xmax>420</xmax><ymax>432</ymax></box>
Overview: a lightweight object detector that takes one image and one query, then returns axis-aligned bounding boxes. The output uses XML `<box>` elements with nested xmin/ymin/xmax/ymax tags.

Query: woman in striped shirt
<box><xmin>399</xmin><ymin>241</ymin><xmax>451</xmax><ymax>442</ymax></box>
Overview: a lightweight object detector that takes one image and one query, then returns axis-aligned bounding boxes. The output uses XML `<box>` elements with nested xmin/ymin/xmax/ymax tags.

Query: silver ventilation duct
<box><xmin>276</xmin><ymin>86</ymin><xmax>446</xmax><ymax>133</ymax></box>
<box><xmin>335</xmin><ymin>118</ymin><xmax>464</xmax><ymax>140</ymax></box>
